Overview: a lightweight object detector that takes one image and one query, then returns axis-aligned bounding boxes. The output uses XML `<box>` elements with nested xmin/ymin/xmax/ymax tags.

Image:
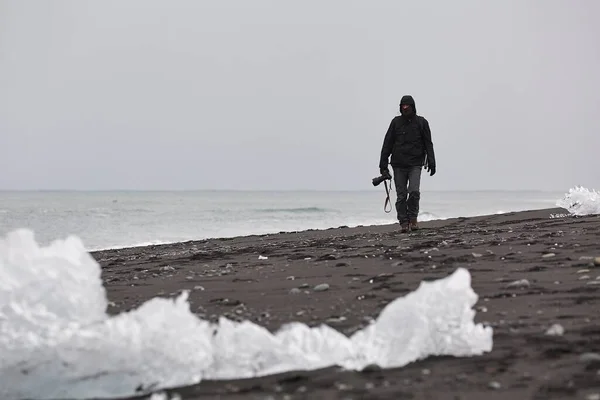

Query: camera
<box><xmin>372</xmin><ymin>171</ymin><xmax>392</xmax><ymax>186</ymax></box>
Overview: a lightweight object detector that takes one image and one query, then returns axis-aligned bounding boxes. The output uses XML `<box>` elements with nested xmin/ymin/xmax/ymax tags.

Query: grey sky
<box><xmin>1</xmin><ymin>0</ymin><xmax>599</xmax><ymax>191</ymax></box>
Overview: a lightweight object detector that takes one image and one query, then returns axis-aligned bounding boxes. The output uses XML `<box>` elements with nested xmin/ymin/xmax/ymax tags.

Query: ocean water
<box><xmin>0</xmin><ymin>190</ymin><xmax>566</xmax><ymax>251</ymax></box>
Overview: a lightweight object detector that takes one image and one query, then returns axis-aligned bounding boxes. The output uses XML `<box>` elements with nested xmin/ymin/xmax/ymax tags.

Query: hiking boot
<box><xmin>409</xmin><ymin>219</ymin><xmax>419</xmax><ymax>231</ymax></box>
<box><xmin>400</xmin><ymin>222</ymin><xmax>410</xmax><ymax>233</ymax></box>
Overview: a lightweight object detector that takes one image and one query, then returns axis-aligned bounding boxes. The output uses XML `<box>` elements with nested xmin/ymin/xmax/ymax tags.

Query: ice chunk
<box><xmin>347</xmin><ymin>267</ymin><xmax>491</xmax><ymax>369</ymax></box>
<box><xmin>0</xmin><ymin>229</ymin><xmax>493</xmax><ymax>400</ymax></box>
<box><xmin>557</xmin><ymin>186</ymin><xmax>600</xmax><ymax>216</ymax></box>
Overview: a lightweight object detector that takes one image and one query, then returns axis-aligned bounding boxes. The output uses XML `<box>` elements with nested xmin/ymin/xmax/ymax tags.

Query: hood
<box><xmin>400</xmin><ymin>95</ymin><xmax>417</xmax><ymax>115</ymax></box>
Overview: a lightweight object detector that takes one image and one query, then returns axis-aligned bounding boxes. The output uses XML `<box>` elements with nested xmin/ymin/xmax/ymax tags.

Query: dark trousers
<box><xmin>393</xmin><ymin>166</ymin><xmax>422</xmax><ymax>223</ymax></box>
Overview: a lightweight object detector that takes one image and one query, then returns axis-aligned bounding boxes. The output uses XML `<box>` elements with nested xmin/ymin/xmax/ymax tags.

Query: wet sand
<box><xmin>93</xmin><ymin>207</ymin><xmax>600</xmax><ymax>400</ymax></box>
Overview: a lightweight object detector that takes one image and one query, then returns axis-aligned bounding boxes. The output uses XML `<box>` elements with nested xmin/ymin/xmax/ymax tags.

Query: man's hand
<box><xmin>380</xmin><ymin>167</ymin><xmax>391</xmax><ymax>179</ymax></box>
<box><xmin>427</xmin><ymin>164</ymin><xmax>436</xmax><ymax>176</ymax></box>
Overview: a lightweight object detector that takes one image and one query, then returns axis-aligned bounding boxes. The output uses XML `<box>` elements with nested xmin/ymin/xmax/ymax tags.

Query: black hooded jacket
<box><xmin>379</xmin><ymin>95</ymin><xmax>436</xmax><ymax>170</ymax></box>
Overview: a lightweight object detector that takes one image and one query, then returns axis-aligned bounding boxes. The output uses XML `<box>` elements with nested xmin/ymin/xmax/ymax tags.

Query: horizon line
<box><xmin>0</xmin><ymin>188</ymin><xmax>571</xmax><ymax>193</ymax></box>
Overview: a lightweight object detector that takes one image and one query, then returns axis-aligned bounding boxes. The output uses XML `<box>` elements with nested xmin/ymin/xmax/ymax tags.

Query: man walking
<box><xmin>379</xmin><ymin>95</ymin><xmax>436</xmax><ymax>233</ymax></box>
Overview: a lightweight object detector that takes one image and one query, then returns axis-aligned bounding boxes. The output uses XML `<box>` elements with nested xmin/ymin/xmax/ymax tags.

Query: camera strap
<box><xmin>383</xmin><ymin>180</ymin><xmax>393</xmax><ymax>213</ymax></box>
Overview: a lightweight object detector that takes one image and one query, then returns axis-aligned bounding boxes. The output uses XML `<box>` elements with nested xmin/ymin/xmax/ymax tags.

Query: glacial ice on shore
<box><xmin>557</xmin><ymin>186</ymin><xmax>600</xmax><ymax>216</ymax></box>
<box><xmin>0</xmin><ymin>229</ymin><xmax>493</xmax><ymax>400</ymax></box>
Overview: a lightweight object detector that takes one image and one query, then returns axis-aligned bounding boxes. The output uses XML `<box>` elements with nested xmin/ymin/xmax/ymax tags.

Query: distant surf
<box><xmin>0</xmin><ymin>188</ymin><xmax>591</xmax><ymax>251</ymax></box>
<box><xmin>254</xmin><ymin>207</ymin><xmax>335</xmax><ymax>213</ymax></box>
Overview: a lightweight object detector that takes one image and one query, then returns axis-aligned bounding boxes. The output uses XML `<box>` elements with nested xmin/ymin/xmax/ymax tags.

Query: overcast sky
<box><xmin>1</xmin><ymin>0</ymin><xmax>599</xmax><ymax>191</ymax></box>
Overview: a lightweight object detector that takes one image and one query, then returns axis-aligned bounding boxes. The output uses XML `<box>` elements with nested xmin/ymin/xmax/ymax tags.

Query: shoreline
<box><xmin>89</xmin><ymin>206</ymin><xmax>600</xmax><ymax>399</ymax></box>
<box><xmin>89</xmin><ymin>206</ymin><xmax>566</xmax><ymax>254</ymax></box>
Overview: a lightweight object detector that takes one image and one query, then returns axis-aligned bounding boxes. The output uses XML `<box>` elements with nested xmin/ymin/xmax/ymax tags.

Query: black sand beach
<box><xmin>92</xmin><ymin>207</ymin><xmax>600</xmax><ymax>400</ymax></box>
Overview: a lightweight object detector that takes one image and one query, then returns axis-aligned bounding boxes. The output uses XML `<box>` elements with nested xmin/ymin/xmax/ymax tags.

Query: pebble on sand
<box><xmin>488</xmin><ymin>381</ymin><xmax>501</xmax><ymax>390</ymax></box>
<box><xmin>579</xmin><ymin>353</ymin><xmax>600</xmax><ymax>363</ymax></box>
<box><xmin>545</xmin><ymin>323</ymin><xmax>565</xmax><ymax>336</ymax></box>
<box><xmin>542</xmin><ymin>253</ymin><xmax>556</xmax><ymax>258</ymax></box>
<box><xmin>594</xmin><ymin>257</ymin><xmax>600</xmax><ymax>266</ymax></box>
<box><xmin>506</xmin><ymin>279</ymin><xmax>530</xmax><ymax>289</ymax></box>
<box><xmin>313</xmin><ymin>283</ymin><xmax>330</xmax><ymax>292</ymax></box>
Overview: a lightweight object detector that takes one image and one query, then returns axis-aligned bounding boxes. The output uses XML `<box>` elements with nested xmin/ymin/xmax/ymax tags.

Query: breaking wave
<box><xmin>254</xmin><ymin>207</ymin><xmax>335</xmax><ymax>213</ymax></box>
<box><xmin>0</xmin><ymin>229</ymin><xmax>493</xmax><ymax>400</ymax></box>
<box><xmin>416</xmin><ymin>211</ymin><xmax>441</xmax><ymax>222</ymax></box>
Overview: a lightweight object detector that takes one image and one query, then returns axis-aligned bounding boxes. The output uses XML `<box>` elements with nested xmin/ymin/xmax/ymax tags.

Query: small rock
<box><xmin>421</xmin><ymin>368</ymin><xmax>431</xmax><ymax>375</ymax></box>
<box><xmin>488</xmin><ymin>381</ymin><xmax>501</xmax><ymax>390</ymax></box>
<box><xmin>506</xmin><ymin>279</ymin><xmax>530</xmax><ymax>289</ymax></box>
<box><xmin>296</xmin><ymin>386</ymin><xmax>307</xmax><ymax>393</ymax></box>
<box><xmin>595</xmin><ymin>257</ymin><xmax>600</xmax><ymax>267</ymax></box>
<box><xmin>545</xmin><ymin>323</ymin><xmax>565</xmax><ymax>336</ymax></box>
<box><xmin>289</xmin><ymin>288</ymin><xmax>302</xmax><ymax>294</ymax></box>
<box><xmin>391</xmin><ymin>261</ymin><xmax>404</xmax><ymax>267</ymax></box>
<box><xmin>456</xmin><ymin>373</ymin><xmax>468</xmax><ymax>381</ymax></box>
<box><xmin>299</xmin><ymin>283</ymin><xmax>310</xmax><ymax>289</ymax></box>
<box><xmin>258</xmin><ymin>255</ymin><xmax>268</xmax><ymax>260</ymax></box>
<box><xmin>580</xmin><ymin>275</ymin><xmax>591</xmax><ymax>280</ymax></box>
<box><xmin>193</xmin><ymin>285</ymin><xmax>205</xmax><ymax>291</ymax></box>
<box><xmin>362</xmin><ymin>364</ymin><xmax>382</xmax><ymax>373</ymax></box>
<box><xmin>335</xmin><ymin>382</ymin><xmax>352</xmax><ymax>391</ymax></box>
<box><xmin>542</xmin><ymin>253</ymin><xmax>556</xmax><ymax>258</ymax></box>
<box><xmin>580</xmin><ymin>353</ymin><xmax>600</xmax><ymax>363</ymax></box>
<box><xmin>472</xmin><ymin>253</ymin><xmax>483</xmax><ymax>258</ymax></box>
<box><xmin>286</xmin><ymin>276</ymin><xmax>295</xmax><ymax>280</ymax></box>
<box><xmin>578</xmin><ymin>269</ymin><xmax>591</xmax><ymax>274</ymax></box>
<box><xmin>313</xmin><ymin>283</ymin><xmax>330</xmax><ymax>292</ymax></box>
